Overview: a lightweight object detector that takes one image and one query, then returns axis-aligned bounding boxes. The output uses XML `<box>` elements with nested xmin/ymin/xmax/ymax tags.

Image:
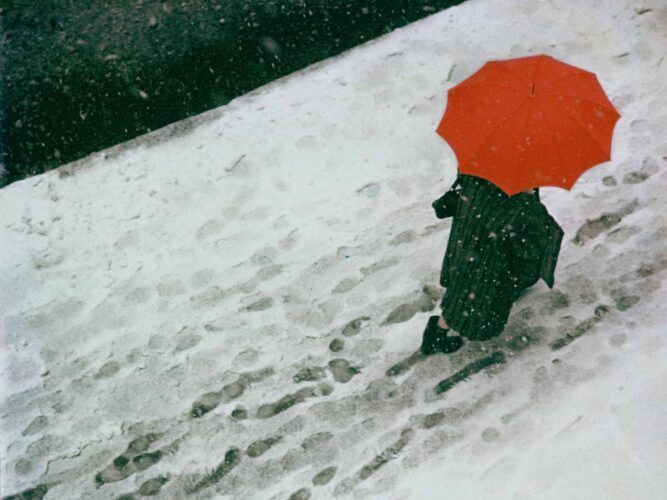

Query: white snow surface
<box><xmin>2</xmin><ymin>0</ymin><xmax>667</xmax><ymax>498</ymax></box>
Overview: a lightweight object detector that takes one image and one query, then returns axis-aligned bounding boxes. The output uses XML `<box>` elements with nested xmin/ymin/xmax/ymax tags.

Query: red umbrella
<box><xmin>436</xmin><ymin>54</ymin><xmax>621</xmax><ymax>195</ymax></box>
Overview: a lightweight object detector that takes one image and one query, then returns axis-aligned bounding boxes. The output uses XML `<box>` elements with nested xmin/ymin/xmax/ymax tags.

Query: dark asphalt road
<box><xmin>0</xmin><ymin>0</ymin><xmax>466</xmax><ymax>187</ymax></box>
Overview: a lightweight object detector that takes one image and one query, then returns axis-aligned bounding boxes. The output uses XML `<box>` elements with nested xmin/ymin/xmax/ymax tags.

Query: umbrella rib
<box><xmin>513</xmin><ymin>97</ymin><xmax>533</xmax><ymax>190</ymax></box>
<box><xmin>531</xmin><ymin>56</ymin><xmax>545</xmax><ymax>86</ymax></box>
<box><xmin>558</xmin><ymin>106</ymin><xmax>610</xmax><ymax>158</ymax></box>
<box><xmin>540</xmin><ymin>107</ymin><xmax>568</xmax><ymax>186</ymax></box>
<box><xmin>541</xmin><ymin>94</ymin><xmax>620</xmax><ymax>115</ymax></box>
<box><xmin>541</xmin><ymin>71</ymin><xmax>591</xmax><ymax>90</ymax></box>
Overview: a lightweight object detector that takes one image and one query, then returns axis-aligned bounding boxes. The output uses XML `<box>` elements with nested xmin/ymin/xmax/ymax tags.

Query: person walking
<box><xmin>420</xmin><ymin>173</ymin><xmax>563</xmax><ymax>354</ymax></box>
<box><xmin>421</xmin><ymin>54</ymin><xmax>621</xmax><ymax>354</ymax></box>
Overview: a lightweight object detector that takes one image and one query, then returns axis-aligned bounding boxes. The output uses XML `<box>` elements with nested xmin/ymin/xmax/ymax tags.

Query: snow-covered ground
<box><xmin>2</xmin><ymin>0</ymin><xmax>666</xmax><ymax>498</ymax></box>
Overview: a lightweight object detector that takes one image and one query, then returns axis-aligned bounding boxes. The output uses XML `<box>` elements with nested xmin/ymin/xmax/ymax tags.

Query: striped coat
<box><xmin>437</xmin><ymin>174</ymin><xmax>563</xmax><ymax>341</ymax></box>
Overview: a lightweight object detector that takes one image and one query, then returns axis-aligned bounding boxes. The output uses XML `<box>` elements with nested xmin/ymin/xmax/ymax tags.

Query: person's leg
<box><xmin>421</xmin><ymin>314</ymin><xmax>464</xmax><ymax>354</ymax></box>
<box><xmin>438</xmin><ymin>314</ymin><xmax>460</xmax><ymax>336</ymax></box>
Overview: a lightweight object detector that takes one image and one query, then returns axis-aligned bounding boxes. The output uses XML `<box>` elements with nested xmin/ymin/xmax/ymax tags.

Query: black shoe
<box><xmin>420</xmin><ymin>316</ymin><xmax>464</xmax><ymax>355</ymax></box>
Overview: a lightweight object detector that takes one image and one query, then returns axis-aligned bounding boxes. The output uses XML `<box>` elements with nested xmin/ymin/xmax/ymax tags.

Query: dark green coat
<box><xmin>435</xmin><ymin>175</ymin><xmax>563</xmax><ymax>341</ymax></box>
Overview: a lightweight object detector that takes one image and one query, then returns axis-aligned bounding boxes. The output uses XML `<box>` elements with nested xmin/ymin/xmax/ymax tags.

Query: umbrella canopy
<box><xmin>436</xmin><ymin>54</ymin><xmax>621</xmax><ymax>195</ymax></box>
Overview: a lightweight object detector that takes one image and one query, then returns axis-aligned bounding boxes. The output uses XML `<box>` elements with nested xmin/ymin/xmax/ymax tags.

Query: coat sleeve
<box><xmin>431</xmin><ymin>177</ymin><xmax>462</xmax><ymax>219</ymax></box>
<box><xmin>431</xmin><ymin>186</ymin><xmax>462</xmax><ymax>219</ymax></box>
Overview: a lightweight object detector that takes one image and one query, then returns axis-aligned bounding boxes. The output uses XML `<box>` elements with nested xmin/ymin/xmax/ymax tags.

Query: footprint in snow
<box><xmin>389</xmin><ymin>230</ymin><xmax>417</xmax><ymax>246</ymax></box>
<box><xmin>190</xmin><ymin>368</ymin><xmax>274</xmax><ymax>418</ymax></box>
<box><xmin>341</xmin><ymin>316</ymin><xmax>370</xmax><ymax>337</ymax></box>
<box><xmin>329</xmin><ymin>338</ymin><xmax>345</xmax><ymax>352</ymax></box>
<box><xmin>288</xmin><ymin>487</ymin><xmax>312</xmax><ymax>500</ymax></box>
<box><xmin>382</xmin><ymin>292</ymin><xmax>435</xmax><ymax>325</ymax></box>
<box><xmin>137</xmin><ymin>476</ymin><xmax>170</xmax><ymax>496</ymax></box>
<box><xmin>328</xmin><ymin>359</ymin><xmax>360</xmax><ymax>383</ymax></box>
<box><xmin>293</xmin><ymin>366</ymin><xmax>327</xmax><ymax>383</ymax></box>
<box><xmin>246</xmin><ymin>436</ymin><xmax>283</xmax><ymax>458</ymax></box>
<box><xmin>572</xmin><ymin>199</ymin><xmax>639</xmax><ymax>245</ymax></box>
<box><xmin>94</xmin><ymin>433</ymin><xmax>163</xmax><ymax>486</ymax></box>
<box><xmin>256</xmin><ymin>383</ymin><xmax>332</xmax><ymax>419</ymax></box>
<box><xmin>312</xmin><ymin>466</ymin><xmax>337</xmax><ymax>485</ymax></box>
